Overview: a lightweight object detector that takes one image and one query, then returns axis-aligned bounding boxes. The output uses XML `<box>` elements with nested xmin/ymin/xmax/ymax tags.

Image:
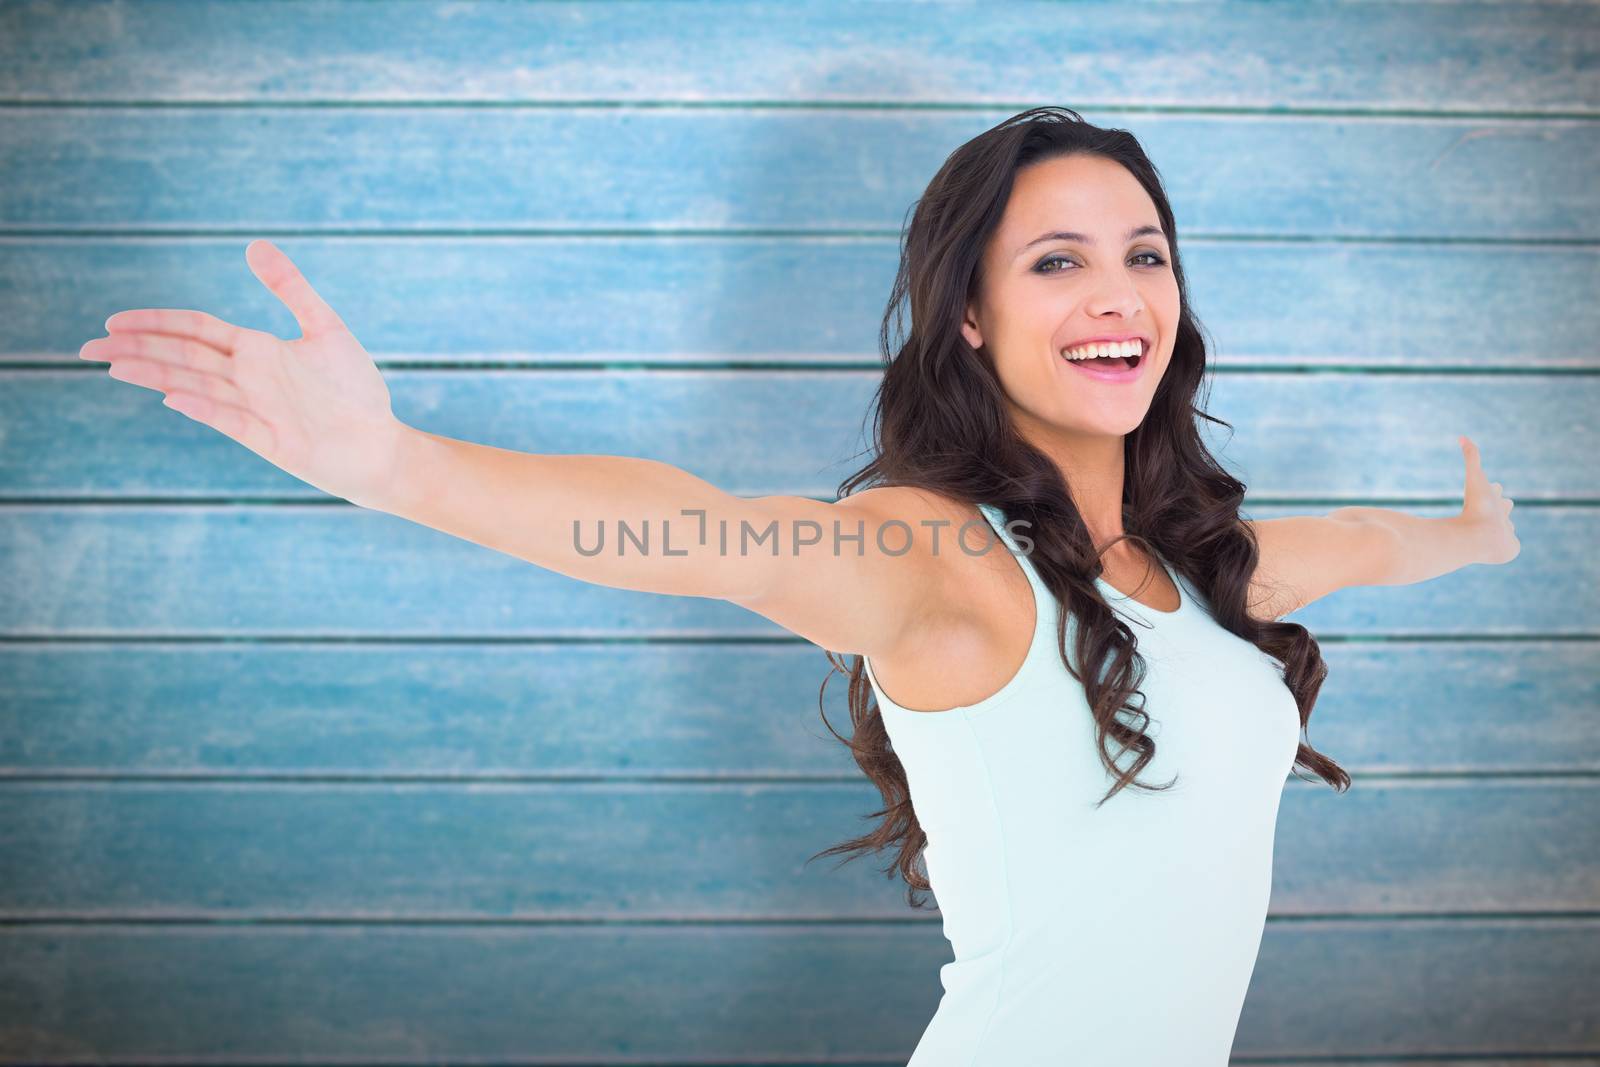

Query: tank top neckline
<box><xmin>978</xmin><ymin>502</ymin><xmax>1192</xmax><ymax>622</ymax></box>
<box><xmin>863</xmin><ymin>502</ymin><xmax>1188</xmax><ymax>718</ymax></box>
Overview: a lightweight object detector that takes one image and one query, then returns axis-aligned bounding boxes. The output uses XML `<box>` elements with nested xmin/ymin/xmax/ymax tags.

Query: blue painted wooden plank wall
<box><xmin>0</xmin><ymin>1</ymin><xmax>1596</xmax><ymax>1063</ymax></box>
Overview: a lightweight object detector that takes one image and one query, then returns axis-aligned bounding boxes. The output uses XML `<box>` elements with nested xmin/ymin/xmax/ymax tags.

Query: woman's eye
<box><xmin>1035</xmin><ymin>251</ymin><xmax>1167</xmax><ymax>274</ymax></box>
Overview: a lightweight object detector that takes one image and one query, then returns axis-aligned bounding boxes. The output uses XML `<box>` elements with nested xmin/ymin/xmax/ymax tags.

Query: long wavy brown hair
<box><xmin>810</xmin><ymin>106</ymin><xmax>1350</xmax><ymax>909</ymax></box>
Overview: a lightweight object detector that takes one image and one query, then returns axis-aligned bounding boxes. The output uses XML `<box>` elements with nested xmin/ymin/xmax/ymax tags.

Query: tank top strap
<box><xmin>975</xmin><ymin>502</ymin><xmax>1050</xmax><ymax>599</ymax></box>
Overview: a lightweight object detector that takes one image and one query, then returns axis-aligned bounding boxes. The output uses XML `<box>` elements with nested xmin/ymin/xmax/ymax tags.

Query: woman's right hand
<box><xmin>80</xmin><ymin>239</ymin><xmax>409</xmax><ymax>508</ymax></box>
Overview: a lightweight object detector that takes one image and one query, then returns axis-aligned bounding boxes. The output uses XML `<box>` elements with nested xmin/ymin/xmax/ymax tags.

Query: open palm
<box><xmin>80</xmin><ymin>239</ymin><xmax>408</xmax><ymax>506</ymax></box>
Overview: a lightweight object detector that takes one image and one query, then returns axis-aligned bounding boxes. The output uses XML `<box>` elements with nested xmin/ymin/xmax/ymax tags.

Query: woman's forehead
<box><xmin>1010</xmin><ymin>161</ymin><xmax>1154</xmax><ymax>226</ymax></box>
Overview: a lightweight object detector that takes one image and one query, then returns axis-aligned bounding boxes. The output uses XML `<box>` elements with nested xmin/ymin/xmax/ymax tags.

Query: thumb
<box><xmin>244</xmin><ymin>239</ymin><xmax>350</xmax><ymax>340</ymax></box>
<box><xmin>1459</xmin><ymin>435</ymin><xmax>1488</xmax><ymax>496</ymax></box>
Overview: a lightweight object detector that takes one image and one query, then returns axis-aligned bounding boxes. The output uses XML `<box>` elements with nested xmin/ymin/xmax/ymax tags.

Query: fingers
<box><xmin>1459</xmin><ymin>435</ymin><xmax>1515</xmax><ymax>517</ymax></box>
<box><xmin>107</xmin><ymin>357</ymin><xmax>245</xmax><ymax>409</ymax></box>
<box><xmin>104</xmin><ymin>307</ymin><xmax>243</xmax><ymax>352</ymax></box>
<box><xmin>1459</xmin><ymin>434</ymin><xmax>1490</xmax><ymax>487</ymax></box>
<box><xmin>244</xmin><ymin>239</ymin><xmax>350</xmax><ymax>339</ymax></box>
<box><xmin>81</xmin><ymin>331</ymin><xmax>232</xmax><ymax>376</ymax></box>
<box><xmin>83</xmin><ymin>333</ymin><xmax>246</xmax><ymax>408</ymax></box>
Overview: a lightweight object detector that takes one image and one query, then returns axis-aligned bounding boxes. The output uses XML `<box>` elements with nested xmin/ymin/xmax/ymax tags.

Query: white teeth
<box><xmin>1060</xmin><ymin>339</ymin><xmax>1142</xmax><ymax>361</ymax></box>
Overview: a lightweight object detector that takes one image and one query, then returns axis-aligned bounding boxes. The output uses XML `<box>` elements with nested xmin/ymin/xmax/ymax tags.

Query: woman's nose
<box><xmin>1085</xmin><ymin>278</ymin><xmax>1143</xmax><ymax>318</ymax></box>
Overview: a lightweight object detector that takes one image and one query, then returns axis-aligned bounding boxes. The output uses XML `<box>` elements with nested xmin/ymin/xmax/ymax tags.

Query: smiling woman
<box><xmin>795</xmin><ymin>101</ymin><xmax>1515</xmax><ymax>1060</ymax></box>
<box><xmin>806</xmin><ymin>107</ymin><xmax>1355</xmax><ymax>1065</ymax></box>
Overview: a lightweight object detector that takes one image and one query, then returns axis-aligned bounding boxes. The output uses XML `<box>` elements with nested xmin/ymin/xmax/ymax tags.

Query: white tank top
<box><xmin>862</xmin><ymin>502</ymin><xmax>1303</xmax><ymax>1065</ymax></box>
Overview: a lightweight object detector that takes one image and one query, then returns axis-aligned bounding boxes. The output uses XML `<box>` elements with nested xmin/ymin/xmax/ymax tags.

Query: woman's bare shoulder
<box><xmin>842</xmin><ymin>487</ymin><xmax>1037</xmax><ymax>712</ymax></box>
<box><xmin>838</xmin><ymin>484</ymin><xmax>985</xmax><ymax>536</ymax></box>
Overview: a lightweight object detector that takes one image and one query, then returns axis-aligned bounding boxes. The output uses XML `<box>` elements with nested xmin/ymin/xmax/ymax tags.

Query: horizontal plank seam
<box><xmin>1</xmin><ymin>633</ymin><xmax>1597</xmax><ymax>643</ymax></box>
<box><xmin>2</xmin><ymin>229</ymin><xmax>1598</xmax><ymax>246</ymax></box>
<box><xmin>0</xmin><ymin>771</ymin><xmax>1595</xmax><ymax>784</ymax></box>
<box><xmin>3</xmin><ymin>912</ymin><xmax>1600</xmax><ymax>927</ymax></box>
<box><xmin>0</xmin><ymin>100</ymin><xmax>1598</xmax><ymax>121</ymax></box>
<box><xmin>12</xmin><ymin>365</ymin><xmax>1600</xmax><ymax>376</ymax></box>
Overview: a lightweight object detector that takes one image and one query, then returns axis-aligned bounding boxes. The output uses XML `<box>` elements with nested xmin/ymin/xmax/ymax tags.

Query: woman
<box><xmin>81</xmin><ymin>106</ymin><xmax>1518</xmax><ymax>1064</ymax></box>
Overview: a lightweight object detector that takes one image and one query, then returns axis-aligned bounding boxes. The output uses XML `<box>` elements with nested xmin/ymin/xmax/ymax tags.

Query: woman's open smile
<box><xmin>1058</xmin><ymin>333</ymin><xmax>1150</xmax><ymax>382</ymax></box>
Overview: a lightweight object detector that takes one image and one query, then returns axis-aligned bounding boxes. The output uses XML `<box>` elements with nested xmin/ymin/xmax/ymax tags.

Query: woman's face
<box><xmin>962</xmin><ymin>153</ymin><xmax>1181</xmax><ymax>439</ymax></box>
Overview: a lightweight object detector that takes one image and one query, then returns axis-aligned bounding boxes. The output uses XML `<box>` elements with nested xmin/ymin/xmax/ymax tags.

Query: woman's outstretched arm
<box><xmin>370</xmin><ymin>436</ymin><xmax>945</xmax><ymax>657</ymax></box>
<box><xmin>85</xmin><ymin>240</ymin><xmax>943</xmax><ymax>660</ymax></box>
<box><xmin>1242</xmin><ymin>436</ymin><xmax>1520</xmax><ymax>622</ymax></box>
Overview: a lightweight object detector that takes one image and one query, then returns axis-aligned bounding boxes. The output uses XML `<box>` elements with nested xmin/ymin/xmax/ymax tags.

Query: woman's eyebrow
<box><xmin>1014</xmin><ymin>223</ymin><xmax>1165</xmax><ymax>258</ymax></box>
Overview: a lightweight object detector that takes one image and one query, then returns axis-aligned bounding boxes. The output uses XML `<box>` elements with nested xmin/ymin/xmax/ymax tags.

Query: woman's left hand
<box><xmin>1456</xmin><ymin>435</ymin><xmax>1520</xmax><ymax>565</ymax></box>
